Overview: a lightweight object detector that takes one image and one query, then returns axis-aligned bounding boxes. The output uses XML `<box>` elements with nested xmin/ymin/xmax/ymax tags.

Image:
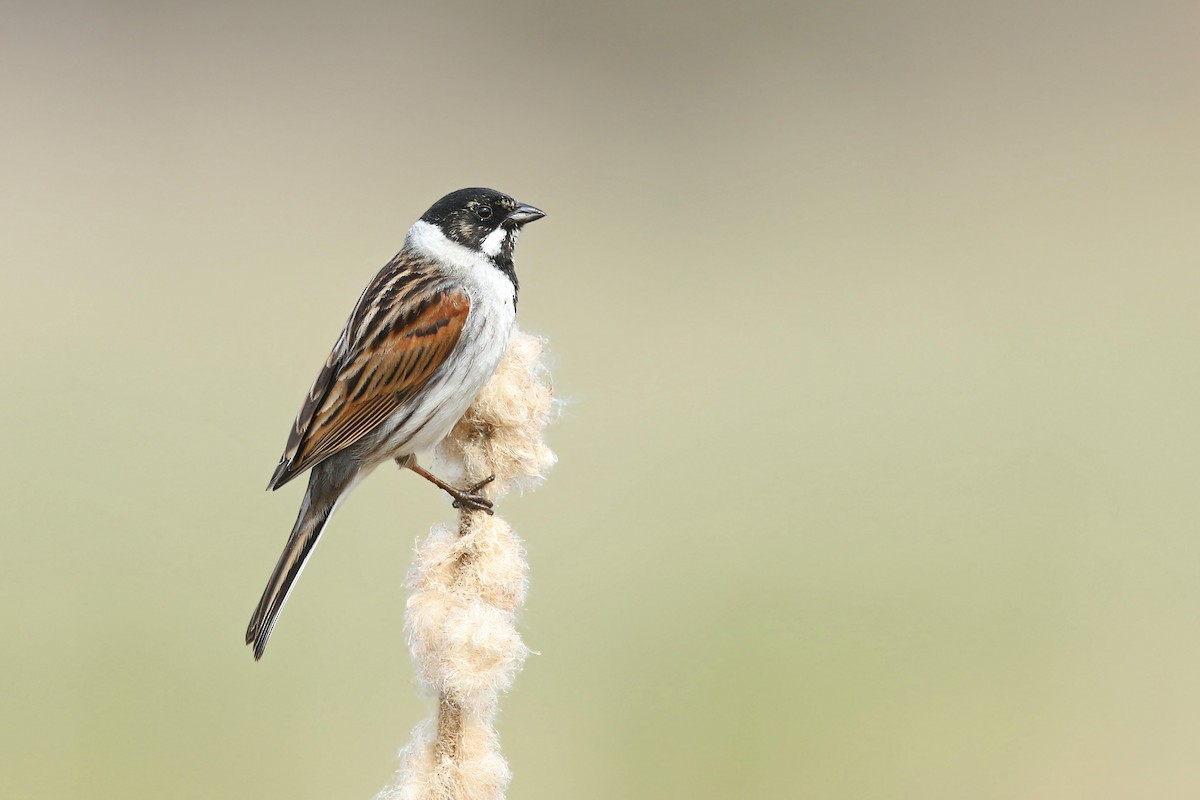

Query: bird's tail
<box><xmin>246</xmin><ymin>462</ymin><xmax>358</xmax><ymax>660</ymax></box>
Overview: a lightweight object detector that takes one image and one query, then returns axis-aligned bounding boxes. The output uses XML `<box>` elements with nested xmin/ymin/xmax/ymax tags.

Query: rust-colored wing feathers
<box><xmin>268</xmin><ymin>268</ymin><xmax>470</xmax><ymax>490</ymax></box>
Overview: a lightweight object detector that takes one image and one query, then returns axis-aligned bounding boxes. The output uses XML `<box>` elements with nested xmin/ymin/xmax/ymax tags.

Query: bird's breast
<box><xmin>365</xmin><ymin>272</ymin><xmax>516</xmax><ymax>462</ymax></box>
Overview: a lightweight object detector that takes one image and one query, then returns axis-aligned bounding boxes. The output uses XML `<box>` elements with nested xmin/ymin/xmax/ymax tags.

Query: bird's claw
<box><xmin>450</xmin><ymin>475</ymin><xmax>496</xmax><ymax>514</ymax></box>
<box><xmin>467</xmin><ymin>475</ymin><xmax>495</xmax><ymax>494</ymax></box>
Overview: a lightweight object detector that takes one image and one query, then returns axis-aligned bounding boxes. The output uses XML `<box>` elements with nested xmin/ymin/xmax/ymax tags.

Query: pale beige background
<box><xmin>2</xmin><ymin>1</ymin><xmax>1198</xmax><ymax>798</ymax></box>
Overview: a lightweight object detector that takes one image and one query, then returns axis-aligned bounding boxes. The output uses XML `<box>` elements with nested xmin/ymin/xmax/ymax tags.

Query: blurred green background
<box><xmin>2</xmin><ymin>1</ymin><xmax>1198</xmax><ymax>798</ymax></box>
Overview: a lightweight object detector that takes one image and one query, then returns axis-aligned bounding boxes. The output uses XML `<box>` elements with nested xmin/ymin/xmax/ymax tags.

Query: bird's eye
<box><xmin>475</xmin><ymin>205</ymin><xmax>493</xmax><ymax>221</ymax></box>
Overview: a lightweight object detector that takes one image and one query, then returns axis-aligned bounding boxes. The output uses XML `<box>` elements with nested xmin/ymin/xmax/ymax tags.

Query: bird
<box><xmin>245</xmin><ymin>187</ymin><xmax>545</xmax><ymax>660</ymax></box>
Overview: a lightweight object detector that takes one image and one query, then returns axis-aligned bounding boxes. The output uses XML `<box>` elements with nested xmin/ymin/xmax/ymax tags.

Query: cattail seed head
<box><xmin>377</xmin><ymin>330</ymin><xmax>555</xmax><ymax>800</ymax></box>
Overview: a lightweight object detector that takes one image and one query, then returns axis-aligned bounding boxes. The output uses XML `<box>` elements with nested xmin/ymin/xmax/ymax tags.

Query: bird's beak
<box><xmin>508</xmin><ymin>202</ymin><xmax>546</xmax><ymax>225</ymax></box>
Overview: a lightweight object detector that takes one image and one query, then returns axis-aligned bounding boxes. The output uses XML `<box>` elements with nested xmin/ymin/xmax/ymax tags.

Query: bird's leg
<box><xmin>400</xmin><ymin>458</ymin><xmax>496</xmax><ymax>515</ymax></box>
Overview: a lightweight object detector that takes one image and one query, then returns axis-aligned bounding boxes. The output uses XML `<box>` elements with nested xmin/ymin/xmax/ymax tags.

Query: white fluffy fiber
<box><xmin>376</xmin><ymin>330</ymin><xmax>556</xmax><ymax>800</ymax></box>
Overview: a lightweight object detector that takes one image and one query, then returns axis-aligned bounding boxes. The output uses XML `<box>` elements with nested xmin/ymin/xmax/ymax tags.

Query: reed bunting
<box><xmin>246</xmin><ymin>188</ymin><xmax>545</xmax><ymax>660</ymax></box>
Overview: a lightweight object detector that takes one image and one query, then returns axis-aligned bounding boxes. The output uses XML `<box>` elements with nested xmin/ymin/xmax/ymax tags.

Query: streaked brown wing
<box><xmin>268</xmin><ymin>282</ymin><xmax>470</xmax><ymax>489</ymax></box>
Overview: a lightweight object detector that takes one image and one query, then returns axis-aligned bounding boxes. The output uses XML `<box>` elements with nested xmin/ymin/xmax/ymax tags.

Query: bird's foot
<box><xmin>406</xmin><ymin>461</ymin><xmax>495</xmax><ymax>514</ymax></box>
<box><xmin>450</xmin><ymin>476</ymin><xmax>496</xmax><ymax>514</ymax></box>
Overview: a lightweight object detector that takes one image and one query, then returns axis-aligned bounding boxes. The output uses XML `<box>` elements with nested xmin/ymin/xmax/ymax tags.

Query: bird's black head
<box><xmin>420</xmin><ymin>187</ymin><xmax>546</xmax><ymax>266</ymax></box>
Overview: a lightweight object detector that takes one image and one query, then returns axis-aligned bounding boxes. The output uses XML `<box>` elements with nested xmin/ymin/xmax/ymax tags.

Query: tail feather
<box><xmin>246</xmin><ymin>464</ymin><xmax>355</xmax><ymax>660</ymax></box>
